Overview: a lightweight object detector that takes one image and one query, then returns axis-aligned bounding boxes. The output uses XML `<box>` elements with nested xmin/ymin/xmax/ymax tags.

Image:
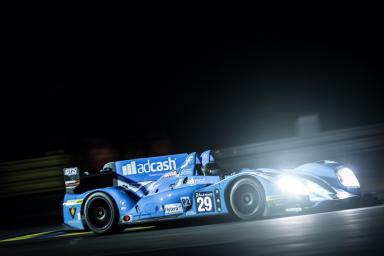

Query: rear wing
<box><xmin>63</xmin><ymin>166</ymin><xmax>116</xmax><ymax>194</ymax></box>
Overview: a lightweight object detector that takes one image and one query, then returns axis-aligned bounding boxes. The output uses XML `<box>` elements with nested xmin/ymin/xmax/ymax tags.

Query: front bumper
<box><xmin>265</xmin><ymin>194</ymin><xmax>363</xmax><ymax>216</ymax></box>
<box><xmin>266</xmin><ymin>194</ymin><xmax>311</xmax><ymax>216</ymax></box>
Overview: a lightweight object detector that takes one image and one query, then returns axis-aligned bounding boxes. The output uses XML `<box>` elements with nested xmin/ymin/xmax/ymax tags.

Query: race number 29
<box><xmin>194</xmin><ymin>191</ymin><xmax>215</xmax><ymax>213</ymax></box>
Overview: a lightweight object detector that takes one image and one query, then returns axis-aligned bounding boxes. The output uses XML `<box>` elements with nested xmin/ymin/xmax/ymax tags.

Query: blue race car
<box><xmin>62</xmin><ymin>150</ymin><xmax>361</xmax><ymax>234</ymax></box>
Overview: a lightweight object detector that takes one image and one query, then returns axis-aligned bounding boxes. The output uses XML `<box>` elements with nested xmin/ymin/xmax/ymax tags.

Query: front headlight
<box><xmin>337</xmin><ymin>168</ymin><xmax>360</xmax><ymax>187</ymax></box>
<box><xmin>277</xmin><ymin>175</ymin><xmax>308</xmax><ymax>195</ymax></box>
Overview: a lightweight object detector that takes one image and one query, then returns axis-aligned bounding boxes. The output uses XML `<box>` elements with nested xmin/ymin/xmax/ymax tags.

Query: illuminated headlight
<box><xmin>277</xmin><ymin>175</ymin><xmax>308</xmax><ymax>195</ymax></box>
<box><xmin>337</xmin><ymin>168</ymin><xmax>360</xmax><ymax>187</ymax></box>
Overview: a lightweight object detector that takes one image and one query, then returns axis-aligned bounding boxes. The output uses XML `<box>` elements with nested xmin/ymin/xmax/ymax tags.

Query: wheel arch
<box><xmin>224</xmin><ymin>174</ymin><xmax>266</xmax><ymax>202</ymax></box>
<box><xmin>223</xmin><ymin>173</ymin><xmax>272</xmax><ymax>198</ymax></box>
<box><xmin>223</xmin><ymin>174</ymin><xmax>269</xmax><ymax>220</ymax></box>
<box><xmin>80</xmin><ymin>187</ymin><xmax>139</xmax><ymax>229</ymax></box>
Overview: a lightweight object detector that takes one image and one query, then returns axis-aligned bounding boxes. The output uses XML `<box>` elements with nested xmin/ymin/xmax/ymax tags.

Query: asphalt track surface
<box><xmin>1</xmin><ymin>205</ymin><xmax>384</xmax><ymax>256</ymax></box>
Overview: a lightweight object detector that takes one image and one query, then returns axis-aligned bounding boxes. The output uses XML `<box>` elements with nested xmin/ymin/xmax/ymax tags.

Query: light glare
<box><xmin>278</xmin><ymin>175</ymin><xmax>308</xmax><ymax>195</ymax></box>
<box><xmin>337</xmin><ymin>168</ymin><xmax>360</xmax><ymax>187</ymax></box>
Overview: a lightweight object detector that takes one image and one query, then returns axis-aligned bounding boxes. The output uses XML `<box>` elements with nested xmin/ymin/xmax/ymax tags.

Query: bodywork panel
<box><xmin>62</xmin><ymin>151</ymin><xmax>361</xmax><ymax>230</ymax></box>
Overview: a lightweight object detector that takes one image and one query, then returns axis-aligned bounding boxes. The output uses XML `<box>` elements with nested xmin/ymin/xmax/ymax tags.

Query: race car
<box><xmin>62</xmin><ymin>150</ymin><xmax>361</xmax><ymax>234</ymax></box>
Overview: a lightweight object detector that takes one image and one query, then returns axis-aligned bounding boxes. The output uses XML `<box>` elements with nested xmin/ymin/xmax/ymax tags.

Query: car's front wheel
<box><xmin>226</xmin><ymin>177</ymin><xmax>266</xmax><ymax>220</ymax></box>
<box><xmin>84</xmin><ymin>192</ymin><xmax>124</xmax><ymax>234</ymax></box>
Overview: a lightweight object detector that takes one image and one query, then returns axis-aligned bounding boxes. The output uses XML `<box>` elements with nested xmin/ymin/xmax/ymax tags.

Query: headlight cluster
<box><xmin>277</xmin><ymin>167</ymin><xmax>360</xmax><ymax>196</ymax></box>
<box><xmin>336</xmin><ymin>168</ymin><xmax>360</xmax><ymax>187</ymax></box>
<box><xmin>277</xmin><ymin>175</ymin><xmax>308</xmax><ymax>195</ymax></box>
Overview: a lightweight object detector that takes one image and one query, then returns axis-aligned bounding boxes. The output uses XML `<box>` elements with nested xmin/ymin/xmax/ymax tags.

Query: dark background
<box><xmin>1</xmin><ymin>4</ymin><xmax>383</xmax><ymax>165</ymax></box>
<box><xmin>1</xmin><ymin>6</ymin><xmax>384</xmax><ymax>252</ymax></box>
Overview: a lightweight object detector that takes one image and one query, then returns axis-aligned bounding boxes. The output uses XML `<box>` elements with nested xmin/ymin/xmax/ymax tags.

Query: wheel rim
<box><xmin>87</xmin><ymin>199</ymin><xmax>112</xmax><ymax>229</ymax></box>
<box><xmin>231</xmin><ymin>181</ymin><xmax>261</xmax><ymax>218</ymax></box>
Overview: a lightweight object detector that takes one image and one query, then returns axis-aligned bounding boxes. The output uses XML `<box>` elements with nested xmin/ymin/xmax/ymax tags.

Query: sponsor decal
<box><xmin>63</xmin><ymin>199</ymin><xmax>83</xmax><ymax>206</ymax></box>
<box><xmin>266</xmin><ymin>195</ymin><xmax>282</xmax><ymax>201</ymax></box>
<box><xmin>186</xmin><ymin>177</ymin><xmax>206</xmax><ymax>185</ymax></box>
<box><xmin>64</xmin><ymin>167</ymin><xmax>80</xmax><ymax>189</ymax></box>
<box><xmin>65</xmin><ymin>180</ymin><xmax>80</xmax><ymax>189</ymax></box>
<box><xmin>122</xmin><ymin>157</ymin><xmax>177</xmax><ymax>175</ymax></box>
<box><xmin>69</xmin><ymin>207</ymin><xmax>77</xmax><ymax>219</ymax></box>
<box><xmin>180</xmin><ymin>196</ymin><xmax>192</xmax><ymax>207</ymax></box>
<box><xmin>285</xmin><ymin>207</ymin><xmax>302</xmax><ymax>212</ymax></box>
<box><xmin>65</xmin><ymin>180</ymin><xmax>80</xmax><ymax>185</ymax></box>
<box><xmin>64</xmin><ymin>168</ymin><xmax>78</xmax><ymax>176</ymax></box>
<box><xmin>195</xmin><ymin>191</ymin><xmax>215</xmax><ymax>213</ymax></box>
<box><xmin>164</xmin><ymin>171</ymin><xmax>177</xmax><ymax>178</ymax></box>
<box><xmin>164</xmin><ymin>203</ymin><xmax>183</xmax><ymax>215</ymax></box>
<box><xmin>120</xmin><ymin>200</ymin><xmax>127</xmax><ymax>210</ymax></box>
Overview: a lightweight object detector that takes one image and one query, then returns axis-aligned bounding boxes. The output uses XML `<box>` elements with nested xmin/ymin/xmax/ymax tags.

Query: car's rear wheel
<box><xmin>84</xmin><ymin>192</ymin><xmax>123</xmax><ymax>234</ymax></box>
<box><xmin>226</xmin><ymin>177</ymin><xmax>266</xmax><ymax>220</ymax></box>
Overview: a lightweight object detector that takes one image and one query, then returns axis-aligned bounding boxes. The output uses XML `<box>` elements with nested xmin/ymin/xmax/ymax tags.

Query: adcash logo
<box><xmin>122</xmin><ymin>157</ymin><xmax>177</xmax><ymax>175</ymax></box>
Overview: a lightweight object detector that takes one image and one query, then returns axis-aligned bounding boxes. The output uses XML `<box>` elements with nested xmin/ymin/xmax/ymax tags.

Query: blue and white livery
<box><xmin>62</xmin><ymin>150</ymin><xmax>361</xmax><ymax>234</ymax></box>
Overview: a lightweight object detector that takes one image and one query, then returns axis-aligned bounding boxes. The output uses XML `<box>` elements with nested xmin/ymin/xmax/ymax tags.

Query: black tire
<box><xmin>84</xmin><ymin>192</ymin><xmax>123</xmax><ymax>234</ymax></box>
<box><xmin>226</xmin><ymin>177</ymin><xmax>266</xmax><ymax>220</ymax></box>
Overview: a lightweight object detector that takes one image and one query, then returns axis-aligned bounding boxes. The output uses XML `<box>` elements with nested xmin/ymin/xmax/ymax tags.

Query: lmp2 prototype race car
<box><xmin>62</xmin><ymin>150</ymin><xmax>361</xmax><ymax>234</ymax></box>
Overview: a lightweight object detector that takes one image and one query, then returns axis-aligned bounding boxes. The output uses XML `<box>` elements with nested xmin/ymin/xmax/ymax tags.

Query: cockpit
<box><xmin>193</xmin><ymin>150</ymin><xmax>226</xmax><ymax>177</ymax></box>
